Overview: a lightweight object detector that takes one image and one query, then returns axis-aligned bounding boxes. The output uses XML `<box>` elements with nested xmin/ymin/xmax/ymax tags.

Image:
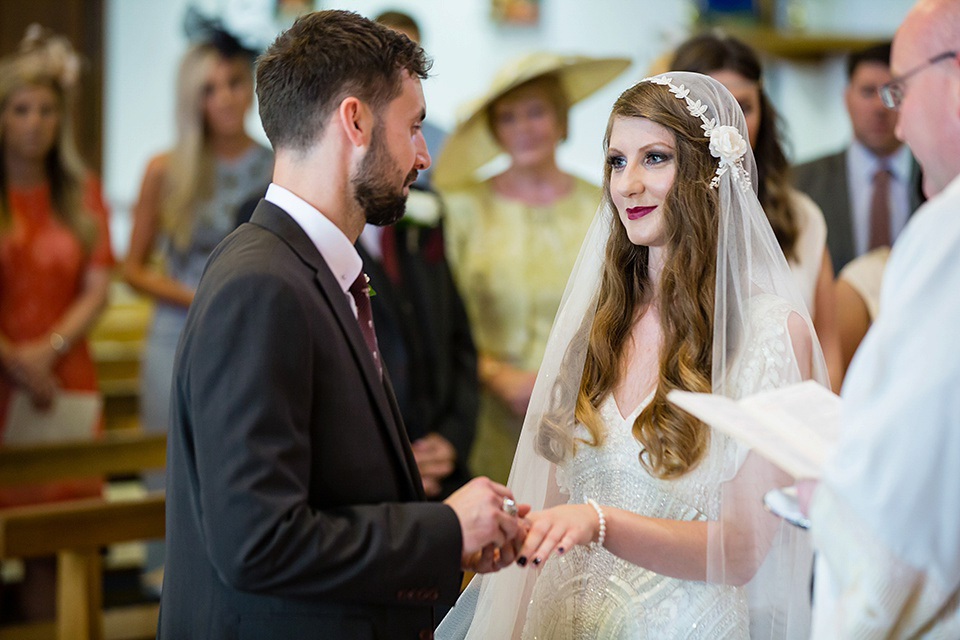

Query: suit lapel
<box><xmin>356</xmin><ymin>243</ymin><xmax>405</xmax><ymax>333</ymax></box>
<box><xmin>828</xmin><ymin>152</ymin><xmax>853</xmax><ymax>263</ymax></box>
<box><xmin>249</xmin><ymin>200</ymin><xmax>418</xmax><ymax>490</ymax></box>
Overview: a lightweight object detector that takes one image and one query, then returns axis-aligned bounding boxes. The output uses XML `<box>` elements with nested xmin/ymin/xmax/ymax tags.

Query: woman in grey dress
<box><xmin>122</xmin><ymin>20</ymin><xmax>272</xmax><ymax>578</ymax></box>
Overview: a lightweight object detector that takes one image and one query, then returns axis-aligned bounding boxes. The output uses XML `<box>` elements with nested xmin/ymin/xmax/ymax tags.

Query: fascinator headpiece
<box><xmin>183</xmin><ymin>6</ymin><xmax>260</xmax><ymax>58</ymax></box>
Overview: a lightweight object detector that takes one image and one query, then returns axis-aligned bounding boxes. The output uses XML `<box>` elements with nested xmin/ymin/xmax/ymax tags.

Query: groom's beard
<box><xmin>352</xmin><ymin>128</ymin><xmax>418</xmax><ymax>227</ymax></box>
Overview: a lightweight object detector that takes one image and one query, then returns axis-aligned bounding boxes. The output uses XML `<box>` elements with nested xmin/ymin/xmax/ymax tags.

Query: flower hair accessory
<box><xmin>18</xmin><ymin>24</ymin><xmax>82</xmax><ymax>92</ymax></box>
<box><xmin>643</xmin><ymin>76</ymin><xmax>751</xmax><ymax>191</ymax></box>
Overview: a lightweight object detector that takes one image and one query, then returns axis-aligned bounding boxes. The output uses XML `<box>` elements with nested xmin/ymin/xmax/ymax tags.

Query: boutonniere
<box><xmin>364</xmin><ymin>273</ymin><xmax>377</xmax><ymax>297</ymax></box>
<box><xmin>401</xmin><ymin>189</ymin><xmax>443</xmax><ymax>227</ymax></box>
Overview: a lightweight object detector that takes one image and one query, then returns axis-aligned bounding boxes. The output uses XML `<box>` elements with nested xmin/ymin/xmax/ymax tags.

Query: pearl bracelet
<box><xmin>586</xmin><ymin>498</ymin><xmax>606</xmax><ymax>549</ymax></box>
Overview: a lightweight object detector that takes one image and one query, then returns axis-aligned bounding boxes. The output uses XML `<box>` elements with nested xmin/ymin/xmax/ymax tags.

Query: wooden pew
<box><xmin>88</xmin><ymin>280</ymin><xmax>152</xmax><ymax>432</ymax></box>
<box><xmin>0</xmin><ymin>431</ymin><xmax>166</xmax><ymax>640</ymax></box>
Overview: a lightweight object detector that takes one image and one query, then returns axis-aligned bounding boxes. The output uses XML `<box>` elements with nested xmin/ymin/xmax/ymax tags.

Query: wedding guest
<box><xmin>159</xmin><ymin>12</ymin><xmax>523</xmax><ymax>638</ymax></box>
<box><xmin>123</xmin><ymin>11</ymin><xmax>272</xmax><ymax>449</ymax></box>
<box><xmin>356</xmin><ymin>185</ymin><xmax>479</xmax><ymax>500</ymax></box>
<box><xmin>810</xmin><ymin>0</ymin><xmax>960</xmax><ymax>635</ymax></box>
<box><xmin>435</xmin><ymin>53</ymin><xmax>628</xmax><ymax>483</ymax></box>
<box><xmin>439</xmin><ymin>72</ymin><xmax>829</xmax><ymax>639</ymax></box>
<box><xmin>794</xmin><ymin>42</ymin><xmax>924</xmax><ymax>271</ymax></box>
<box><xmin>374</xmin><ymin>9</ymin><xmax>445</xmax><ymax>188</ymax></box>
<box><xmin>834</xmin><ymin>246</ymin><xmax>889</xmax><ymax>375</ymax></box>
<box><xmin>122</xmin><ymin>11</ymin><xmax>271</xmax><ymax>580</ymax></box>
<box><xmin>672</xmin><ymin>32</ymin><xmax>844</xmax><ymax>391</ymax></box>
<box><xmin>0</xmin><ymin>25</ymin><xmax>112</xmax><ymax>620</ymax></box>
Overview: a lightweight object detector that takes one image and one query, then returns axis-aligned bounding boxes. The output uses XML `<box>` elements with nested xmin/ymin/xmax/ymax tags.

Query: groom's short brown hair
<box><xmin>256</xmin><ymin>10</ymin><xmax>431</xmax><ymax>151</ymax></box>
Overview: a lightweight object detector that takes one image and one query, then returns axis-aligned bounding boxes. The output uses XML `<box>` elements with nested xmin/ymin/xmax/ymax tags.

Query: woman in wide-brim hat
<box><xmin>439</xmin><ymin>53</ymin><xmax>629</xmax><ymax>484</ymax></box>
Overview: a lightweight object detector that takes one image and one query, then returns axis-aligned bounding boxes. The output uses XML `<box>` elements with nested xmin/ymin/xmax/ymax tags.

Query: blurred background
<box><xmin>0</xmin><ymin>0</ymin><xmax>910</xmax><ymax>256</ymax></box>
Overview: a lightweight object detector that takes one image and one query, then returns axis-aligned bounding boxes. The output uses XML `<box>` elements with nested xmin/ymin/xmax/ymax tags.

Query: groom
<box><xmin>158</xmin><ymin>11</ymin><xmax>524</xmax><ymax>639</ymax></box>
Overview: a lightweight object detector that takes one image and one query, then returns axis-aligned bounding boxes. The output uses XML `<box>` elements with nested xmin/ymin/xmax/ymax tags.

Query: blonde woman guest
<box><xmin>435</xmin><ymin>54</ymin><xmax>628</xmax><ymax>483</ymax></box>
<box><xmin>122</xmin><ymin>14</ymin><xmax>271</xmax><ymax>580</ymax></box>
<box><xmin>123</xmin><ymin>16</ymin><xmax>271</xmax><ymax>443</ymax></box>
<box><xmin>0</xmin><ymin>26</ymin><xmax>113</xmax><ymax>619</ymax></box>
<box><xmin>672</xmin><ymin>34</ymin><xmax>844</xmax><ymax>391</ymax></box>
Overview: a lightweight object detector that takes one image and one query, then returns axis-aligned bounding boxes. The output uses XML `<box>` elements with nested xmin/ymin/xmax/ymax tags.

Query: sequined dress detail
<box><xmin>522</xmin><ymin>294</ymin><xmax>795</xmax><ymax>639</ymax></box>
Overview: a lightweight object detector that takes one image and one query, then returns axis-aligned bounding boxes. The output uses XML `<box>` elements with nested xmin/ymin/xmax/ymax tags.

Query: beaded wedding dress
<box><xmin>521</xmin><ymin>295</ymin><xmax>792</xmax><ymax>640</ymax></box>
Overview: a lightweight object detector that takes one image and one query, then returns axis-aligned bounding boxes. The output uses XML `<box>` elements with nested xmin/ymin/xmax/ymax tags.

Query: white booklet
<box><xmin>667</xmin><ymin>380</ymin><xmax>841</xmax><ymax>479</ymax></box>
<box><xmin>4</xmin><ymin>389</ymin><xmax>102</xmax><ymax>445</ymax></box>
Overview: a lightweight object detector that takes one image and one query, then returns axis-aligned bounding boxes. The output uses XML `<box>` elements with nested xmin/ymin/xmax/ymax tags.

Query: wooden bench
<box><xmin>0</xmin><ymin>431</ymin><xmax>166</xmax><ymax>640</ymax></box>
<box><xmin>88</xmin><ymin>280</ymin><xmax>152</xmax><ymax>432</ymax></box>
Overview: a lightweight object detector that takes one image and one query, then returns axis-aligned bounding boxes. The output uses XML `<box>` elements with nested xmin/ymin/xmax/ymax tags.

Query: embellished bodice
<box><xmin>521</xmin><ymin>294</ymin><xmax>800</xmax><ymax>639</ymax></box>
<box><xmin>522</xmin><ymin>397</ymin><xmax>749</xmax><ymax>640</ymax></box>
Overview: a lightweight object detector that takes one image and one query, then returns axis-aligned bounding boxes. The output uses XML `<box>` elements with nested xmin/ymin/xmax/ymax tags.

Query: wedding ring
<box><xmin>501</xmin><ymin>497</ymin><xmax>518</xmax><ymax>517</ymax></box>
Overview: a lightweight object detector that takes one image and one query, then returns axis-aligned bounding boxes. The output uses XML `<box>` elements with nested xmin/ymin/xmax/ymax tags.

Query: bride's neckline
<box><xmin>611</xmin><ymin>388</ymin><xmax>656</xmax><ymax>423</ymax></box>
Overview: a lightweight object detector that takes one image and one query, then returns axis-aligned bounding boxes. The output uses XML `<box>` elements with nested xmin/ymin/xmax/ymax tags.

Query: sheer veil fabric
<box><xmin>438</xmin><ymin>72</ymin><xmax>829</xmax><ymax>639</ymax></box>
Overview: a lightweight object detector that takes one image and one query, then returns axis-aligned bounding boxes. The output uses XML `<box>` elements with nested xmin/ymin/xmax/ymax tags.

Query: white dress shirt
<box><xmin>264</xmin><ymin>183</ymin><xmax>362</xmax><ymax>318</ymax></box>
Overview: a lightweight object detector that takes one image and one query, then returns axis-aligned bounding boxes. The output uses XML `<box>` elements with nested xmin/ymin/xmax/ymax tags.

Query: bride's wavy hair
<box><xmin>538</xmin><ymin>80</ymin><xmax>717</xmax><ymax>479</ymax></box>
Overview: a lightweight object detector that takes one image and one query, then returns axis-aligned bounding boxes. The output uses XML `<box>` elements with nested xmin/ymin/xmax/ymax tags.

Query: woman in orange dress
<box><xmin>0</xmin><ymin>26</ymin><xmax>112</xmax><ymax>620</ymax></box>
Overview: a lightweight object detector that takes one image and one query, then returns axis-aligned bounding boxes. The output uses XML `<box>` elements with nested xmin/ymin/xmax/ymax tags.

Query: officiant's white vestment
<box><xmin>810</xmin><ymin>173</ymin><xmax>960</xmax><ymax>638</ymax></box>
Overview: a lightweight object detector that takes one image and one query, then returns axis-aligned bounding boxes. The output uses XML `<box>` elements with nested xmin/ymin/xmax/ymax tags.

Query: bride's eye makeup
<box><xmin>606</xmin><ymin>154</ymin><xmax>627</xmax><ymax>170</ymax></box>
<box><xmin>644</xmin><ymin>150</ymin><xmax>673</xmax><ymax>166</ymax></box>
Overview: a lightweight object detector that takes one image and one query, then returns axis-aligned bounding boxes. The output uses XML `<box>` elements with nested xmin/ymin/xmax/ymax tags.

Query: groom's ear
<box><xmin>338</xmin><ymin>96</ymin><xmax>374</xmax><ymax>149</ymax></box>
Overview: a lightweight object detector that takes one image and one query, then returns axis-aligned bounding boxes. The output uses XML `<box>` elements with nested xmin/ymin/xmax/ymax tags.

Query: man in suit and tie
<box><xmin>356</xmin><ymin>186</ymin><xmax>478</xmax><ymax>500</ymax></box>
<box><xmin>794</xmin><ymin>43</ymin><xmax>924</xmax><ymax>271</ymax></box>
<box><xmin>159</xmin><ymin>11</ymin><xmax>523</xmax><ymax>639</ymax></box>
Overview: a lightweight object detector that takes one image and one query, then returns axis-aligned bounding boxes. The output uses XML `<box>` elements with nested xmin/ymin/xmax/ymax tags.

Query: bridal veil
<box><xmin>439</xmin><ymin>72</ymin><xmax>829</xmax><ymax>639</ymax></box>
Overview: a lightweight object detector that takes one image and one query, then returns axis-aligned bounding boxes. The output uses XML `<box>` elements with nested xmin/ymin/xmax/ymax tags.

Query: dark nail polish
<box><xmin>558</xmin><ymin>547</ymin><xmax>565</xmax><ymax>554</ymax></box>
<box><xmin>517</xmin><ymin>556</ymin><xmax>527</xmax><ymax>567</ymax></box>
<box><xmin>533</xmin><ymin>557</ymin><xmax>541</xmax><ymax>565</ymax></box>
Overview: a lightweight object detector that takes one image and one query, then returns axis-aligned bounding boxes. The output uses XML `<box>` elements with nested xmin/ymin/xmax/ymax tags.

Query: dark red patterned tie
<box><xmin>348</xmin><ymin>273</ymin><xmax>382</xmax><ymax>378</ymax></box>
<box><xmin>868</xmin><ymin>166</ymin><xmax>892</xmax><ymax>250</ymax></box>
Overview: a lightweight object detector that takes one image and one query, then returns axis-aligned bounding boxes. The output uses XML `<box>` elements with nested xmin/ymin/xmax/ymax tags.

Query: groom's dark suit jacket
<box><xmin>158</xmin><ymin>200</ymin><xmax>463</xmax><ymax>640</ymax></box>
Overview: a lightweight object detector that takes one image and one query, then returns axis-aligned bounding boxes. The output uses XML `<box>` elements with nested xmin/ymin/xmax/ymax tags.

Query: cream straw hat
<box><xmin>433</xmin><ymin>52</ymin><xmax>631</xmax><ymax>189</ymax></box>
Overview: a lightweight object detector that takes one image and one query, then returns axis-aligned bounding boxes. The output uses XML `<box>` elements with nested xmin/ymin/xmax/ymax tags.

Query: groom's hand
<box><xmin>463</xmin><ymin>508</ymin><xmax>531</xmax><ymax>573</ymax></box>
<box><xmin>444</xmin><ymin>477</ymin><xmax>522</xmax><ymax>567</ymax></box>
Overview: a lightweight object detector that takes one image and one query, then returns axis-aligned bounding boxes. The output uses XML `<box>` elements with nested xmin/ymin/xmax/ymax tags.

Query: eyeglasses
<box><xmin>879</xmin><ymin>50</ymin><xmax>958</xmax><ymax>110</ymax></box>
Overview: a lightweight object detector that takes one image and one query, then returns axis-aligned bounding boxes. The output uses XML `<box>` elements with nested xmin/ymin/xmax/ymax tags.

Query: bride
<box><xmin>438</xmin><ymin>72</ymin><xmax>829</xmax><ymax>639</ymax></box>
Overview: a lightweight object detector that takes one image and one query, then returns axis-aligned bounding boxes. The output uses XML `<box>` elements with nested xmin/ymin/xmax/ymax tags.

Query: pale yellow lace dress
<box><xmin>444</xmin><ymin>178</ymin><xmax>599</xmax><ymax>483</ymax></box>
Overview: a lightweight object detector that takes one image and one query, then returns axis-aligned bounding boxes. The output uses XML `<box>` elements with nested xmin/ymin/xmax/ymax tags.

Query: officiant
<box><xmin>809</xmin><ymin>0</ymin><xmax>960</xmax><ymax>634</ymax></box>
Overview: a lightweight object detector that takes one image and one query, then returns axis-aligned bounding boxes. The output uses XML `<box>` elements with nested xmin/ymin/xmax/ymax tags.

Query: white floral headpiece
<box><xmin>17</xmin><ymin>24</ymin><xmax>82</xmax><ymax>92</ymax></box>
<box><xmin>642</xmin><ymin>75</ymin><xmax>751</xmax><ymax>192</ymax></box>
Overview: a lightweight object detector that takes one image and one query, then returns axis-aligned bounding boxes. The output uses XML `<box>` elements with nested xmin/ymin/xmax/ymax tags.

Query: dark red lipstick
<box><xmin>626</xmin><ymin>205</ymin><xmax>657</xmax><ymax>220</ymax></box>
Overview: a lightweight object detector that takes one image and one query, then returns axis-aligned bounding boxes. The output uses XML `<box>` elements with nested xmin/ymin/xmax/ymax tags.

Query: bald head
<box><xmin>891</xmin><ymin>0</ymin><xmax>960</xmax><ymax>197</ymax></box>
<box><xmin>905</xmin><ymin>0</ymin><xmax>960</xmax><ymax>56</ymax></box>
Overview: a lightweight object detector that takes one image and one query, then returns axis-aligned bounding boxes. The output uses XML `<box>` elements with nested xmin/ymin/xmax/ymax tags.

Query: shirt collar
<box><xmin>264</xmin><ymin>183</ymin><xmax>362</xmax><ymax>293</ymax></box>
<box><xmin>848</xmin><ymin>139</ymin><xmax>913</xmax><ymax>182</ymax></box>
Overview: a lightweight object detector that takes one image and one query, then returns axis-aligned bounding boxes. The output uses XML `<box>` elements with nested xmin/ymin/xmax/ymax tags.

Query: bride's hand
<box><xmin>516</xmin><ymin>505</ymin><xmax>599</xmax><ymax>568</ymax></box>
